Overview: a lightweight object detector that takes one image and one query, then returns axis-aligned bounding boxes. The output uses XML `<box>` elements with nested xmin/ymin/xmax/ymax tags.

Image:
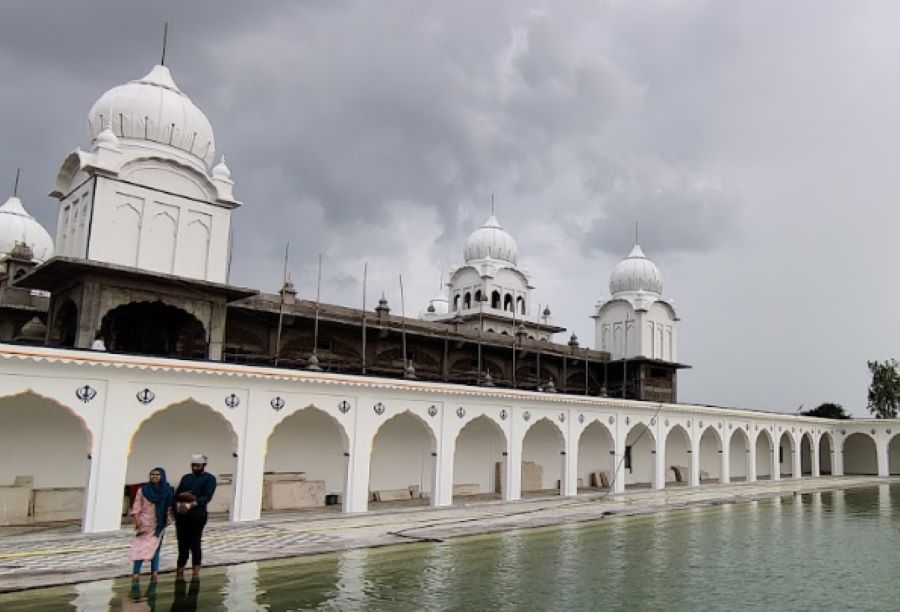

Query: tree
<box><xmin>866</xmin><ymin>359</ymin><xmax>900</xmax><ymax>419</ymax></box>
<box><xmin>801</xmin><ymin>403</ymin><xmax>850</xmax><ymax>419</ymax></box>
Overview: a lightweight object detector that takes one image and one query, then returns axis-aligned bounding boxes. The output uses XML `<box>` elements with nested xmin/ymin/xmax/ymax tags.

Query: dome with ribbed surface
<box><xmin>0</xmin><ymin>196</ymin><xmax>54</xmax><ymax>263</ymax></box>
<box><xmin>609</xmin><ymin>244</ymin><xmax>663</xmax><ymax>295</ymax></box>
<box><xmin>463</xmin><ymin>215</ymin><xmax>519</xmax><ymax>265</ymax></box>
<box><xmin>86</xmin><ymin>65</ymin><xmax>215</xmax><ymax>168</ymax></box>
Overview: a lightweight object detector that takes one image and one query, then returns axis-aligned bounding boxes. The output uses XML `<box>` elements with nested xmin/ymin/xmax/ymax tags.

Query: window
<box><xmin>317</xmin><ymin>338</ymin><xmax>333</xmax><ymax>352</ymax></box>
<box><xmin>464</xmin><ymin>292</ymin><xmax>472</xmax><ymax>309</ymax></box>
<box><xmin>517</xmin><ymin>296</ymin><xmax>526</xmax><ymax>315</ymax></box>
<box><xmin>453</xmin><ymin>295</ymin><xmax>460</xmax><ymax>311</ymax></box>
<box><xmin>474</xmin><ymin>289</ymin><xmax>483</xmax><ymax>304</ymax></box>
<box><xmin>504</xmin><ymin>294</ymin><xmax>513</xmax><ymax>311</ymax></box>
<box><xmin>625</xmin><ymin>445</ymin><xmax>633</xmax><ymax>471</ymax></box>
<box><xmin>491</xmin><ymin>290</ymin><xmax>501</xmax><ymax>309</ymax></box>
<box><xmin>779</xmin><ymin>446</ymin><xmax>784</xmax><ymax>464</ymax></box>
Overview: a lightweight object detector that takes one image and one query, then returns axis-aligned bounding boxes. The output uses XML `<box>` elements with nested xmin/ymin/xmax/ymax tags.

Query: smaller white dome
<box><xmin>428</xmin><ymin>289</ymin><xmax>449</xmax><ymax>315</ymax></box>
<box><xmin>212</xmin><ymin>155</ymin><xmax>231</xmax><ymax>181</ymax></box>
<box><xmin>609</xmin><ymin>244</ymin><xmax>663</xmax><ymax>295</ymax></box>
<box><xmin>464</xmin><ymin>215</ymin><xmax>519</xmax><ymax>265</ymax></box>
<box><xmin>0</xmin><ymin>197</ymin><xmax>55</xmax><ymax>263</ymax></box>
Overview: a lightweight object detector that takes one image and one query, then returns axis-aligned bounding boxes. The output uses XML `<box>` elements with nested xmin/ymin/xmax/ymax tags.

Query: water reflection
<box><xmin>3</xmin><ymin>485</ymin><xmax>900</xmax><ymax>611</ymax></box>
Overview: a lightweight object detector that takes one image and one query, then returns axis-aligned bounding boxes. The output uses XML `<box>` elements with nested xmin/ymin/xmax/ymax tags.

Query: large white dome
<box><xmin>464</xmin><ymin>215</ymin><xmax>519</xmax><ymax>265</ymax></box>
<box><xmin>609</xmin><ymin>244</ymin><xmax>663</xmax><ymax>295</ymax></box>
<box><xmin>86</xmin><ymin>65</ymin><xmax>216</xmax><ymax>169</ymax></box>
<box><xmin>0</xmin><ymin>197</ymin><xmax>54</xmax><ymax>263</ymax></box>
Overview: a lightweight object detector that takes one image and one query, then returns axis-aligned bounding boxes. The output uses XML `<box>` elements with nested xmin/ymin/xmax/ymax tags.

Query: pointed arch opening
<box><xmin>729</xmin><ymin>428</ymin><xmax>751</xmax><ymax>482</ymax></box>
<box><xmin>778</xmin><ymin>432</ymin><xmax>795</xmax><ymax>477</ymax></box>
<box><xmin>800</xmin><ymin>433</ymin><xmax>815</xmax><ymax>475</ymax></box>
<box><xmin>755</xmin><ymin>429</ymin><xmax>774</xmax><ymax>480</ymax></box>
<box><xmin>128</xmin><ymin>400</ymin><xmax>238</xmax><ymax>518</ymax></box>
<box><xmin>521</xmin><ymin>418</ymin><xmax>565</xmax><ymax>496</ymax></box>
<box><xmin>843</xmin><ymin>432</ymin><xmax>877</xmax><ymax>475</ymax></box>
<box><xmin>819</xmin><ymin>433</ymin><xmax>834</xmax><ymax>475</ymax></box>
<box><xmin>698</xmin><ymin>427</ymin><xmax>722</xmax><ymax>483</ymax></box>
<box><xmin>624</xmin><ymin>423</ymin><xmax>655</xmax><ymax>489</ymax></box>
<box><xmin>577</xmin><ymin>420</ymin><xmax>615</xmax><ymax>491</ymax></box>
<box><xmin>453</xmin><ymin>415</ymin><xmax>507</xmax><ymax>502</ymax></box>
<box><xmin>369</xmin><ymin>411</ymin><xmax>437</xmax><ymax>508</ymax></box>
<box><xmin>100</xmin><ymin>301</ymin><xmax>207</xmax><ymax>358</ymax></box>
<box><xmin>0</xmin><ymin>392</ymin><xmax>92</xmax><ymax>527</ymax></box>
<box><xmin>664</xmin><ymin>425</ymin><xmax>691</xmax><ymax>487</ymax></box>
<box><xmin>263</xmin><ymin>406</ymin><xmax>350</xmax><ymax>514</ymax></box>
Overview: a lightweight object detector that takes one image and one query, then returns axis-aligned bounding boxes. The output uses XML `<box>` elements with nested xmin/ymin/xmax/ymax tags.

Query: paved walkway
<box><xmin>0</xmin><ymin>476</ymin><xmax>893</xmax><ymax>592</ymax></box>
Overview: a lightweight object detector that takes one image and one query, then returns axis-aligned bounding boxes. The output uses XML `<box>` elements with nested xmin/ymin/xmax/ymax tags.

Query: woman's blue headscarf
<box><xmin>141</xmin><ymin>467</ymin><xmax>174</xmax><ymax>537</ymax></box>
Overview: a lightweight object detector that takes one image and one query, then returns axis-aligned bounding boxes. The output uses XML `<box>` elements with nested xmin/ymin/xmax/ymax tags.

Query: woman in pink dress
<box><xmin>129</xmin><ymin>467</ymin><xmax>174</xmax><ymax>580</ymax></box>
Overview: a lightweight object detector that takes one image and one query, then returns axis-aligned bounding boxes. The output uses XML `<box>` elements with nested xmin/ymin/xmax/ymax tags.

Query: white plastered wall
<box><xmin>755</xmin><ymin>432</ymin><xmax>774</xmax><ymax>478</ymax></box>
<box><xmin>778</xmin><ymin>434</ymin><xmax>794</xmax><ymax>477</ymax></box>
<box><xmin>664</xmin><ymin>426</ymin><xmax>691</xmax><ymax>484</ymax></box>
<box><xmin>843</xmin><ymin>433</ymin><xmax>878</xmax><ymax>475</ymax></box>
<box><xmin>819</xmin><ymin>435</ymin><xmax>834</xmax><ymax>474</ymax></box>
<box><xmin>698</xmin><ymin>428</ymin><xmax>722</xmax><ymax>481</ymax></box>
<box><xmin>729</xmin><ymin>429</ymin><xmax>751</xmax><ymax>480</ymax></box>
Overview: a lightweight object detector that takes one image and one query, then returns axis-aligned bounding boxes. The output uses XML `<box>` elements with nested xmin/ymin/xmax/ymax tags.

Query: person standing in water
<box><xmin>129</xmin><ymin>467</ymin><xmax>174</xmax><ymax>580</ymax></box>
<box><xmin>175</xmin><ymin>453</ymin><xmax>217</xmax><ymax>578</ymax></box>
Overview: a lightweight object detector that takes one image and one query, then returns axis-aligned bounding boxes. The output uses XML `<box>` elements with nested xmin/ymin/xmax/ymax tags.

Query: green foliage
<box><xmin>801</xmin><ymin>402</ymin><xmax>849</xmax><ymax>419</ymax></box>
<box><xmin>866</xmin><ymin>359</ymin><xmax>900</xmax><ymax>419</ymax></box>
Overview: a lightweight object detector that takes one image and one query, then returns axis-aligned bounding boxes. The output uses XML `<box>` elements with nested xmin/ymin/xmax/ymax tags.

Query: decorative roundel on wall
<box><xmin>500</xmin><ymin>409</ymin><xmax>508</xmax><ymax>421</ymax></box>
<box><xmin>373</xmin><ymin>402</ymin><xmax>386</xmax><ymax>415</ymax></box>
<box><xmin>728</xmin><ymin>423</ymin><xmax>733</xmax><ymax>430</ymax></box>
<box><xmin>791</xmin><ymin>426</ymin><xmax>795</xmax><ymax>433</ymax></box>
<box><xmin>871</xmin><ymin>429</ymin><xmax>877</xmax><ymax>436</ymax></box>
<box><xmin>686</xmin><ymin>420</ymin><xmax>691</xmax><ymax>427</ymax></box>
<box><xmin>456</xmin><ymin>406</ymin><xmax>466</xmax><ymax>419</ymax></box>
<box><xmin>755</xmin><ymin>424</ymin><xmax>758</xmax><ymax>431</ymax></box>
<box><xmin>225</xmin><ymin>394</ymin><xmax>240</xmax><ymax>409</ymax></box>
<box><xmin>717</xmin><ymin>422</ymin><xmax>722</xmax><ymax>429</ymax></box>
<box><xmin>136</xmin><ymin>388</ymin><xmax>155</xmax><ymax>405</ymax></box>
<box><xmin>887</xmin><ymin>428</ymin><xmax>893</xmax><ymax>435</ymax></box>
<box><xmin>608</xmin><ymin>416</ymin><xmax>615</xmax><ymax>425</ymax></box>
<box><xmin>271</xmin><ymin>396</ymin><xmax>286</xmax><ymax>412</ymax></box>
<box><xmin>745</xmin><ymin>423</ymin><xmax>749</xmax><ymax>430</ymax></box>
<box><xmin>578</xmin><ymin>414</ymin><xmax>585</xmax><ymax>424</ymax></box>
<box><xmin>665</xmin><ymin>419</ymin><xmax>670</xmax><ymax>427</ymax></box>
<box><xmin>75</xmin><ymin>385</ymin><xmax>97</xmax><ymax>403</ymax></box>
<box><xmin>427</xmin><ymin>405</ymin><xmax>439</xmax><ymax>418</ymax></box>
<box><xmin>558</xmin><ymin>413</ymin><xmax>566</xmax><ymax>423</ymax></box>
<box><xmin>523</xmin><ymin>411</ymin><xmax>531</xmax><ymax>422</ymax></box>
<box><xmin>841</xmin><ymin>429</ymin><xmax>846</xmax><ymax>435</ymax></box>
<box><xmin>625</xmin><ymin>417</ymin><xmax>630</xmax><ymax>426</ymax></box>
<box><xmin>650</xmin><ymin>417</ymin><xmax>656</xmax><ymax>426</ymax></box>
<box><xmin>338</xmin><ymin>400</ymin><xmax>352</xmax><ymax>414</ymax></box>
<box><xmin>699</xmin><ymin>420</ymin><xmax>704</xmax><ymax>428</ymax></box>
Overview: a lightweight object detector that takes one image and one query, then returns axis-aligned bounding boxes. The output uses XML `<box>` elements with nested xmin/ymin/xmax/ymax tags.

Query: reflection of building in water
<box><xmin>0</xmin><ymin>54</ymin><xmax>897</xmax><ymax>536</ymax></box>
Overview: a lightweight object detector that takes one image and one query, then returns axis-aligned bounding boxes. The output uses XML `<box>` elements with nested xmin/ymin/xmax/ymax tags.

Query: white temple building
<box><xmin>0</xmin><ymin>54</ymin><xmax>897</xmax><ymax>538</ymax></box>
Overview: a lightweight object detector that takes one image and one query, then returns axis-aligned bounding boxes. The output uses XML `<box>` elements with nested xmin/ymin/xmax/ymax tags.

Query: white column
<box><xmin>689</xmin><ymin>435</ymin><xmax>700</xmax><ymax>487</ymax></box>
<box><xmin>613</xmin><ymin>421</ymin><xmax>627</xmax><ymax>493</ymax></box>
<box><xmin>346</xmin><ymin>417</ymin><xmax>373</xmax><ymax>513</ymax></box>
<box><xmin>563</xmin><ymin>424</ymin><xmax>578</xmax><ymax>496</ymax></box>
<box><xmin>433</xmin><ymin>422</ymin><xmax>454</xmax><ymax>507</ymax></box>
<box><xmin>772</xmin><ymin>435</ymin><xmax>781</xmax><ymax>481</ymax></box>
<box><xmin>747</xmin><ymin>440</ymin><xmax>757</xmax><ymax>482</ymax></box>
<box><xmin>82</xmin><ymin>391</ymin><xmax>129</xmax><ymax>533</ymax></box>
<box><xmin>833</xmin><ymin>439</ymin><xmax>844</xmax><ymax>476</ymax></box>
<box><xmin>232</xmin><ymin>393</ymin><xmax>265</xmax><ymax>522</ymax></box>
<box><xmin>811</xmin><ymin>437</ymin><xmax>821</xmax><ymax>477</ymax></box>
<box><xmin>506</xmin><ymin>412</ymin><xmax>523</xmax><ymax>501</ymax></box>
<box><xmin>877</xmin><ymin>438</ymin><xmax>890</xmax><ymax>478</ymax></box>
<box><xmin>792</xmin><ymin>438</ymin><xmax>802</xmax><ymax>479</ymax></box>
<box><xmin>720</xmin><ymin>438</ymin><xmax>731</xmax><ymax>484</ymax></box>
<box><xmin>653</xmin><ymin>439</ymin><xmax>666</xmax><ymax>490</ymax></box>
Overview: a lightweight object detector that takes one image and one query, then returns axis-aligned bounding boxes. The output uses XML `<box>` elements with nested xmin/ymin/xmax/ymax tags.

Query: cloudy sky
<box><xmin>1</xmin><ymin>1</ymin><xmax>898</xmax><ymax>416</ymax></box>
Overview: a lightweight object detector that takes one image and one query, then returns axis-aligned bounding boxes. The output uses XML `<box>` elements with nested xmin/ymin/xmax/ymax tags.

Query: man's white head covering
<box><xmin>190</xmin><ymin>453</ymin><xmax>208</xmax><ymax>464</ymax></box>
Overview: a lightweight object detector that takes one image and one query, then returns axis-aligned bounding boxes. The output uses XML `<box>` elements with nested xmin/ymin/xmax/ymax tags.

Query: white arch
<box><xmin>577</xmin><ymin>419</ymin><xmax>615</xmax><ymax>489</ymax></box>
<box><xmin>452</xmin><ymin>414</ymin><xmax>508</xmax><ymax>499</ymax></box>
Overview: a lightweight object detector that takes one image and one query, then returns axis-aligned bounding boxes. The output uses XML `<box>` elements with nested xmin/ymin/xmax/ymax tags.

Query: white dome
<box><xmin>464</xmin><ymin>215</ymin><xmax>519</xmax><ymax>265</ymax></box>
<box><xmin>87</xmin><ymin>65</ymin><xmax>216</xmax><ymax>169</ymax></box>
<box><xmin>428</xmin><ymin>289</ymin><xmax>449</xmax><ymax>314</ymax></box>
<box><xmin>609</xmin><ymin>244</ymin><xmax>663</xmax><ymax>295</ymax></box>
<box><xmin>0</xmin><ymin>197</ymin><xmax>54</xmax><ymax>263</ymax></box>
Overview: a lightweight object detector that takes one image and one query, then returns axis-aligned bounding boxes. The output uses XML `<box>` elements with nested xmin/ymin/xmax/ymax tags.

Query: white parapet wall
<box><xmin>0</xmin><ymin>343</ymin><xmax>897</xmax><ymax>533</ymax></box>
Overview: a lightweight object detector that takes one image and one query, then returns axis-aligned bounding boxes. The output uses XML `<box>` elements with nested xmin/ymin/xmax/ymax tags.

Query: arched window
<box><xmin>453</xmin><ymin>294</ymin><xmax>460</xmax><ymax>311</ymax></box>
<box><xmin>504</xmin><ymin>293</ymin><xmax>513</xmax><ymax>311</ymax></box>
<box><xmin>464</xmin><ymin>292</ymin><xmax>472</xmax><ymax>309</ymax></box>
<box><xmin>516</xmin><ymin>296</ymin><xmax>526</xmax><ymax>315</ymax></box>
<box><xmin>474</xmin><ymin>290</ymin><xmax>483</xmax><ymax>305</ymax></box>
<box><xmin>491</xmin><ymin>290</ymin><xmax>501</xmax><ymax>309</ymax></box>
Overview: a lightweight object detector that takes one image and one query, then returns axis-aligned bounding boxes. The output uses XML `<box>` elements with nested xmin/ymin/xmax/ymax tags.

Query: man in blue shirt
<box><xmin>175</xmin><ymin>453</ymin><xmax>217</xmax><ymax>578</ymax></box>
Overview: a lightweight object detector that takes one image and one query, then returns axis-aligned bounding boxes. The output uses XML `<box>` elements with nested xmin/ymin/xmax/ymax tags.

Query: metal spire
<box><xmin>161</xmin><ymin>22</ymin><xmax>169</xmax><ymax>66</ymax></box>
<box><xmin>13</xmin><ymin>168</ymin><xmax>20</xmax><ymax>197</ymax></box>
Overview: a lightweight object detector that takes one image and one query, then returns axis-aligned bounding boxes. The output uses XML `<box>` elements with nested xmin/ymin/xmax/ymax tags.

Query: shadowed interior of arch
<box><xmin>127</xmin><ymin>399</ymin><xmax>238</xmax><ymax>522</ymax></box>
<box><xmin>664</xmin><ymin>425</ymin><xmax>689</xmax><ymax>487</ymax></box>
<box><xmin>577</xmin><ymin>420</ymin><xmax>615</xmax><ymax>491</ymax></box>
<box><xmin>728</xmin><ymin>427</ymin><xmax>751</xmax><ymax>482</ymax></box>
<box><xmin>699</xmin><ymin>427</ymin><xmax>723</xmax><ymax>483</ymax></box>
<box><xmin>521</xmin><ymin>418</ymin><xmax>565</xmax><ymax>496</ymax></box>
<box><xmin>843</xmin><ymin>433</ymin><xmax>878</xmax><ymax>475</ymax></box>
<box><xmin>263</xmin><ymin>405</ymin><xmax>350</xmax><ymax>513</ymax></box>
<box><xmin>100</xmin><ymin>300</ymin><xmax>207</xmax><ymax>358</ymax></box>
<box><xmin>755</xmin><ymin>430</ymin><xmax>775</xmax><ymax>480</ymax></box>
<box><xmin>625</xmin><ymin>423</ymin><xmax>656</xmax><ymax>489</ymax></box>
<box><xmin>369</xmin><ymin>411</ymin><xmax>437</xmax><ymax>508</ymax></box>
<box><xmin>0</xmin><ymin>391</ymin><xmax>93</xmax><ymax>527</ymax></box>
<box><xmin>452</xmin><ymin>414</ymin><xmax>507</xmax><ymax>501</ymax></box>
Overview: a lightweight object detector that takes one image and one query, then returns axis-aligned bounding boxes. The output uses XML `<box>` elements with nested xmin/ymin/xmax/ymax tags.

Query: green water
<box><xmin>3</xmin><ymin>485</ymin><xmax>899</xmax><ymax>611</ymax></box>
